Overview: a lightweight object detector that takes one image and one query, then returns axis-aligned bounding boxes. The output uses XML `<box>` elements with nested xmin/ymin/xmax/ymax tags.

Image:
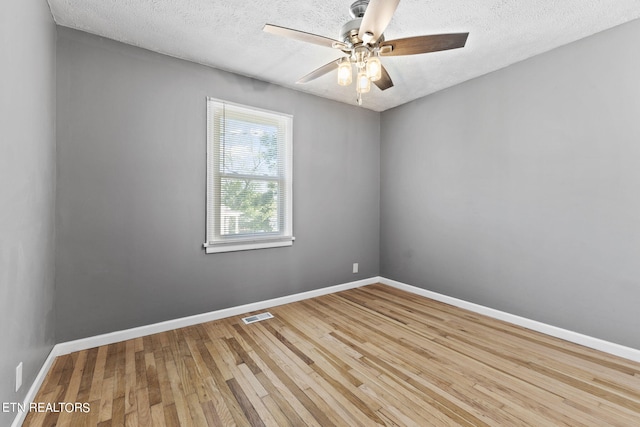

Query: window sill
<box><xmin>203</xmin><ymin>237</ymin><xmax>294</xmax><ymax>254</ymax></box>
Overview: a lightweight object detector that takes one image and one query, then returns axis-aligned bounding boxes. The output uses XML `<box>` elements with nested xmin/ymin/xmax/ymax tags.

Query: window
<box><xmin>204</xmin><ymin>98</ymin><xmax>293</xmax><ymax>253</ymax></box>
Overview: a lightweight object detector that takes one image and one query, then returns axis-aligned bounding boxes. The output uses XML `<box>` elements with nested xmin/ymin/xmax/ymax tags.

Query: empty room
<box><xmin>3</xmin><ymin>0</ymin><xmax>640</xmax><ymax>425</ymax></box>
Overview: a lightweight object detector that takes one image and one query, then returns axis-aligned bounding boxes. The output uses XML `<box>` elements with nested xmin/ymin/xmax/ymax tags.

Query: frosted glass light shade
<box><xmin>356</xmin><ymin>71</ymin><xmax>371</xmax><ymax>93</ymax></box>
<box><xmin>366</xmin><ymin>56</ymin><xmax>381</xmax><ymax>81</ymax></box>
<box><xmin>337</xmin><ymin>61</ymin><xmax>352</xmax><ymax>86</ymax></box>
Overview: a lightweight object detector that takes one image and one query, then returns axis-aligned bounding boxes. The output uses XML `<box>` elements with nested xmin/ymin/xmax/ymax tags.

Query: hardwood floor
<box><xmin>24</xmin><ymin>284</ymin><xmax>640</xmax><ymax>426</ymax></box>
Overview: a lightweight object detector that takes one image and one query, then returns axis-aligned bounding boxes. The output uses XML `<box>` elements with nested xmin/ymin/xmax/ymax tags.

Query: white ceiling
<box><xmin>48</xmin><ymin>0</ymin><xmax>640</xmax><ymax>111</ymax></box>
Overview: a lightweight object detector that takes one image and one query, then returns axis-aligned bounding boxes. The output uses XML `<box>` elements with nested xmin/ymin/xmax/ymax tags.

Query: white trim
<box><xmin>12</xmin><ymin>277</ymin><xmax>376</xmax><ymax>427</ymax></box>
<box><xmin>11</xmin><ymin>348</ymin><xmax>58</xmax><ymax>427</ymax></box>
<box><xmin>379</xmin><ymin>277</ymin><xmax>640</xmax><ymax>363</ymax></box>
<box><xmin>57</xmin><ymin>275</ymin><xmax>640</xmax><ymax>362</ymax></box>
<box><xmin>15</xmin><ymin>274</ymin><xmax>640</xmax><ymax>427</ymax></box>
<box><xmin>205</xmin><ymin>98</ymin><xmax>293</xmax><ymax>254</ymax></box>
<box><xmin>206</xmin><ymin>97</ymin><xmax>294</xmax><ymax>120</ymax></box>
<box><xmin>55</xmin><ymin>277</ymin><xmax>378</xmax><ymax>355</ymax></box>
<box><xmin>205</xmin><ymin>238</ymin><xmax>293</xmax><ymax>253</ymax></box>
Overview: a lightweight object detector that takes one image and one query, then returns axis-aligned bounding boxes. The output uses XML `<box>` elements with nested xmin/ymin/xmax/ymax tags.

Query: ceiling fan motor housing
<box><xmin>340</xmin><ymin>18</ymin><xmax>362</xmax><ymax>44</ymax></box>
<box><xmin>340</xmin><ymin>18</ymin><xmax>384</xmax><ymax>46</ymax></box>
<box><xmin>349</xmin><ymin>0</ymin><xmax>369</xmax><ymax>18</ymax></box>
<box><xmin>343</xmin><ymin>0</ymin><xmax>384</xmax><ymax>46</ymax></box>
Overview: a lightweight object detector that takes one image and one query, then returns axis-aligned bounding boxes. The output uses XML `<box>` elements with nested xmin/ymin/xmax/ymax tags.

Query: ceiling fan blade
<box><xmin>296</xmin><ymin>59</ymin><xmax>342</xmax><ymax>84</ymax></box>
<box><xmin>380</xmin><ymin>33</ymin><xmax>469</xmax><ymax>56</ymax></box>
<box><xmin>358</xmin><ymin>0</ymin><xmax>401</xmax><ymax>43</ymax></box>
<box><xmin>373</xmin><ymin>65</ymin><xmax>393</xmax><ymax>91</ymax></box>
<box><xmin>264</xmin><ymin>24</ymin><xmax>341</xmax><ymax>49</ymax></box>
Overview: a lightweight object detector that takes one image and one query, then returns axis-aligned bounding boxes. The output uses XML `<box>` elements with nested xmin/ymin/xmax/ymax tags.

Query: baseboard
<box><xmin>379</xmin><ymin>277</ymin><xmax>640</xmax><ymax>363</ymax></box>
<box><xmin>55</xmin><ymin>276</ymin><xmax>380</xmax><ymax>356</ymax></box>
<box><xmin>12</xmin><ymin>276</ymin><xmax>379</xmax><ymax>426</ymax></box>
<box><xmin>57</xmin><ymin>275</ymin><xmax>639</xmax><ymax>362</ymax></box>
<box><xmin>10</xmin><ymin>347</ymin><xmax>58</xmax><ymax>427</ymax></box>
<box><xmin>15</xmin><ymin>274</ymin><xmax>640</xmax><ymax>426</ymax></box>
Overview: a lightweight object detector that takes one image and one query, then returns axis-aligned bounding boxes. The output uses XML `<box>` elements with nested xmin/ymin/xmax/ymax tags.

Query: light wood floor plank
<box><xmin>24</xmin><ymin>284</ymin><xmax>640</xmax><ymax>426</ymax></box>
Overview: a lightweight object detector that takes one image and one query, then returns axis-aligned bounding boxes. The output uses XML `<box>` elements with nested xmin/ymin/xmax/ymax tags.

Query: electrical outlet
<box><xmin>16</xmin><ymin>362</ymin><xmax>22</xmax><ymax>392</ymax></box>
<box><xmin>353</xmin><ymin>263</ymin><xmax>359</xmax><ymax>274</ymax></box>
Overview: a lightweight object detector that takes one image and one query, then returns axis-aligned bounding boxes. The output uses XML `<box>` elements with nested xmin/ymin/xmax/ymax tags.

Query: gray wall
<box><xmin>55</xmin><ymin>28</ymin><xmax>380</xmax><ymax>342</ymax></box>
<box><xmin>0</xmin><ymin>0</ymin><xmax>57</xmax><ymax>422</ymax></box>
<box><xmin>381</xmin><ymin>19</ymin><xmax>640</xmax><ymax>348</ymax></box>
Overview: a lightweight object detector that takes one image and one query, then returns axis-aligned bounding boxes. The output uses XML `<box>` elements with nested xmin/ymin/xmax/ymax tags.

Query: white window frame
<box><xmin>204</xmin><ymin>98</ymin><xmax>293</xmax><ymax>254</ymax></box>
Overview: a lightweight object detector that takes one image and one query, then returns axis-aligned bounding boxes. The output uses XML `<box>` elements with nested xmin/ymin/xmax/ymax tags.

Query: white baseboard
<box><xmin>55</xmin><ymin>276</ymin><xmax>379</xmax><ymax>356</ymax></box>
<box><xmin>379</xmin><ymin>277</ymin><xmax>640</xmax><ymax>363</ymax></box>
<box><xmin>54</xmin><ymin>275</ymin><xmax>640</xmax><ymax>362</ymax></box>
<box><xmin>12</xmin><ymin>276</ymin><xmax>378</xmax><ymax>427</ymax></box>
<box><xmin>15</xmin><ymin>274</ymin><xmax>640</xmax><ymax>426</ymax></box>
<box><xmin>11</xmin><ymin>347</ymin><xmax>58</xmax><ymax>427</ymax></box>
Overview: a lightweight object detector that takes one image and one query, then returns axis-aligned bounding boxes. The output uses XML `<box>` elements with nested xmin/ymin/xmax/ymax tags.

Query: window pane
<box><xmin>221</xmin><ymin>118</ymin><xmax>280</xmax><ymax>177</ymax></box>
<box><xmin>220</xmin><ymin>178</ymin><xmax>280</xmax><ymax>235</ymax></box>
<box><xmin>206</xmin><ymin>98</ymin><xmax>292</xmax><ymax>252</ymax></box>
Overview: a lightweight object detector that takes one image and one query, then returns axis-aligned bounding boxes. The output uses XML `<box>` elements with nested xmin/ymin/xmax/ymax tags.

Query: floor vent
<box><xmin>242</xmin><ymin>312</ymin><xmax>274</xmax><ymax>325</ymax></box>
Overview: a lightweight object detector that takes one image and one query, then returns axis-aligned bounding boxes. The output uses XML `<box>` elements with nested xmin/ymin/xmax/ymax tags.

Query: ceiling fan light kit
<box><xmin>264</xmin><ymin>0</ymin><xmax>469</xmax><ymax>106</ymax></box>
<box><xmin>367</xmin><ymin>54</ymin><xmax>382</xmax><ymax>80</ymax></box>
<box><xmin>337</xmin><ymin>59</ymin><xmax>353</xmax><ymax>86</ymax></box>
<box><xmin>357</xmin><ymin>71</ymin><xmax>371</xmax><ymax>95</ymax></box>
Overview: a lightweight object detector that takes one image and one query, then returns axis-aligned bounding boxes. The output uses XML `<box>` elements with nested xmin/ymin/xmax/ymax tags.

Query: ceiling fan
<box><xmin>264</xmin><ymin>0</ymin><xmax>469</xmax><ymax>105</ymax></box>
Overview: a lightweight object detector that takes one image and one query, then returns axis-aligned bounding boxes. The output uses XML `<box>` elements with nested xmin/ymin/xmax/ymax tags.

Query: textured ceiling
<box><xmin>48</xmin><ymin>0</ymin><xmax>640</xmax><ymax>111</ymax></box>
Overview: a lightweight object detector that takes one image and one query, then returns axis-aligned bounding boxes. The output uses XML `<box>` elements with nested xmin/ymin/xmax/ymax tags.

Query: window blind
<box><xmin>205</xmin><ymin>98</ymin><xmax>293</xmax><ymax>252</ymax></box>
